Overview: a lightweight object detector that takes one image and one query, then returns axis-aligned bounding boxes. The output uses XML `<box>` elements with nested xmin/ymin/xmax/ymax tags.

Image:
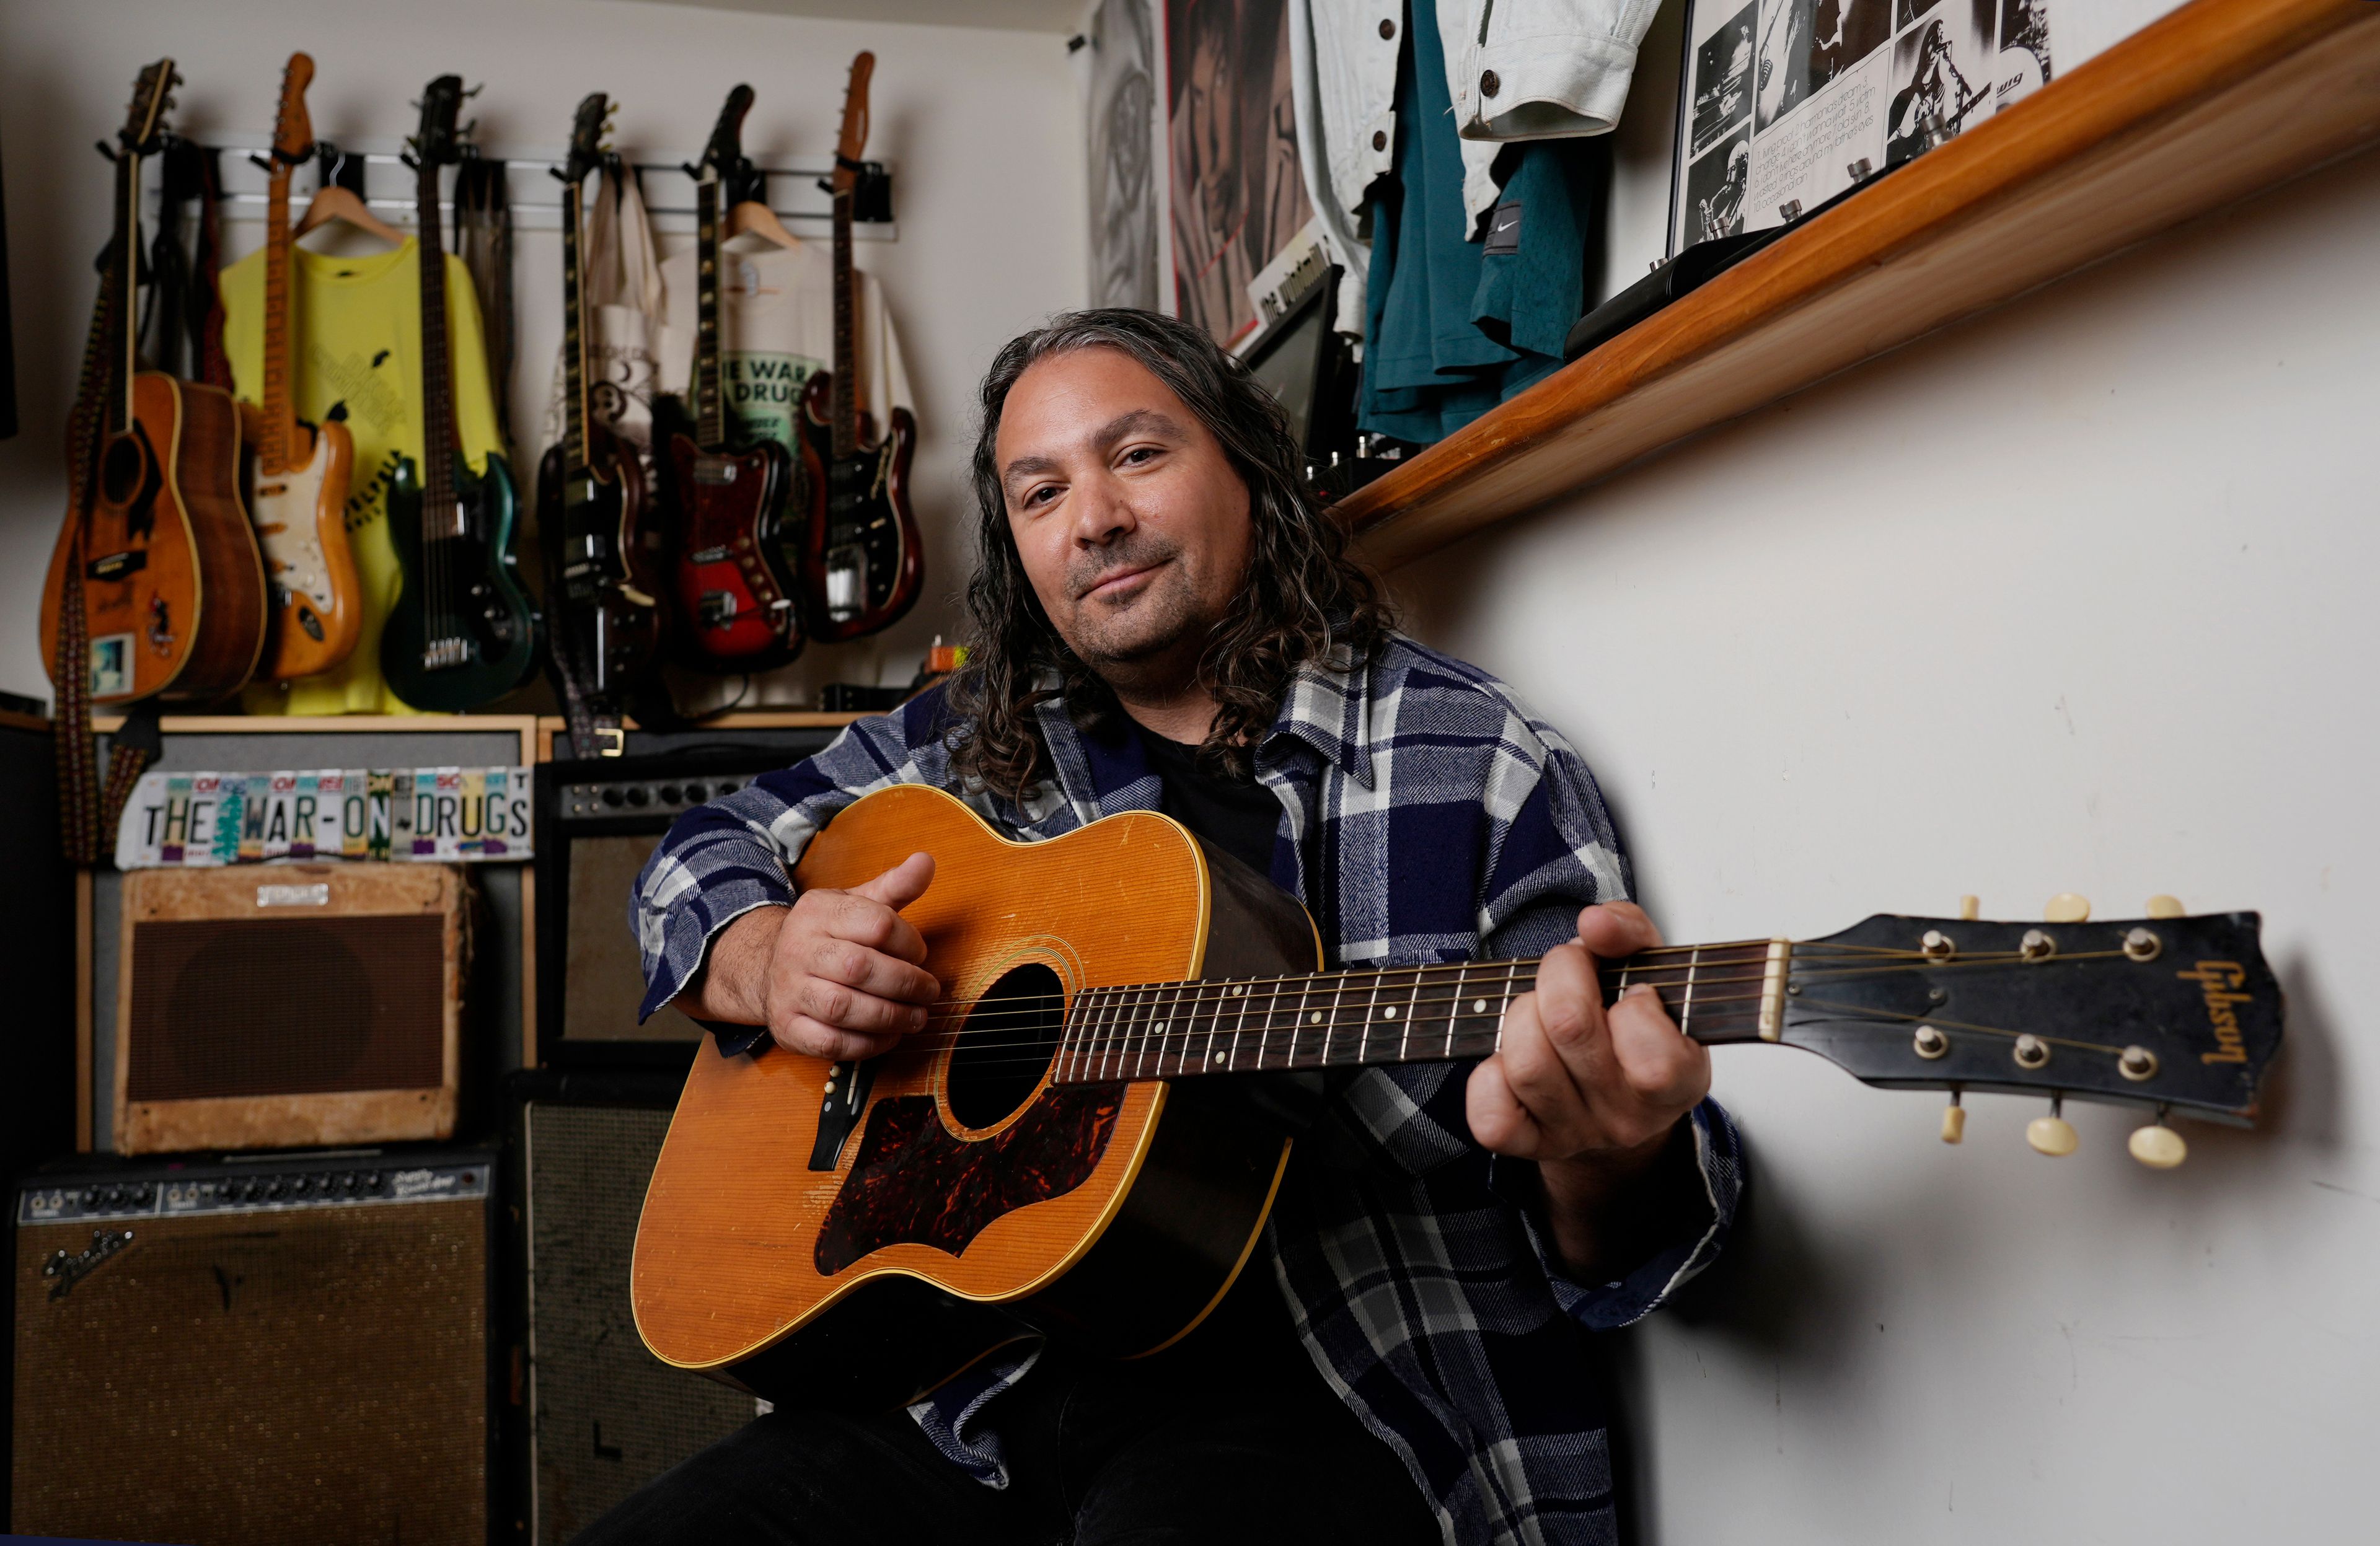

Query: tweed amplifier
<box><xmin>534</xmin><ymin>740</ymin><xmax>834</xmax><ymax>1066</ymax></box>
<box><xmin>10</xmin><ymin>1149</ymin><xmax>496</xmax><ymax>1544</ymax></box>
<box><xmin>113</xmin><ymin>863</ymin><xmax>471</xmax><ymax>1154</ymax></box>
<box><xmin>503</xmin><ymin>1070</ymin><xmax>757</xmax><ymax>1542</ymax></box>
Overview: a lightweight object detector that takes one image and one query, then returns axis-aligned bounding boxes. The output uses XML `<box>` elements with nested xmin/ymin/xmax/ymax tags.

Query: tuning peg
<box><xmin>1939</xmin><ymin>1089</ymin><xmax>1965</xmax><ymax>1144</ymax></box>
<box><xmin>2043</xmin><ymin>893</ymin><xmax>2091</xmax><ymax>923</ymax></box>
<box><xmin>1959</xmin><ymin>895</ymin><xmax>1980</xmax><ymax>921</ymax></box>
<box><xmin>2128</xmin><ymin>1109</ymin><xmax>2187</xmax><ymax>1169</ymax></box>
<box><xmin>2025</xmin><ymin>1095</ymin><xmax>2079</xmax><ymax>1156</ymax></box>
<box><xmin>2145</xmin><ymin>895</ymin><xmax>2185</xmax><ymax>919</ymax></box>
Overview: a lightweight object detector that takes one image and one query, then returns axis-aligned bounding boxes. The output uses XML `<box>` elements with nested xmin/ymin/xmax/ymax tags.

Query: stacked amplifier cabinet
<box><xmin>113</xmin><ymin>863</ymin><xmax>472</xmax><ymax>1153</ymax></box>
<box><xmin>502</xmin><ymin>1070</ymin><xmax>757</xmax><ymax>1543</ymax></box>
<box><xmin>11</xmin><ymin>1148</ymin><xmax>496</xmax><ymax>1544</ymax></box>
<box><xmin>534</xmin><ymin>737</ymin><xmax>836</xmax><ymax>1065</ymax></box>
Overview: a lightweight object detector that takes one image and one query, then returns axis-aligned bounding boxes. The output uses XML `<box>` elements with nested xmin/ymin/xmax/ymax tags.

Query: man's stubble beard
<box><xmin>1057</xmin><ymin>534</ymin><xmax>1225</xmax><ymax>693</ymax></box>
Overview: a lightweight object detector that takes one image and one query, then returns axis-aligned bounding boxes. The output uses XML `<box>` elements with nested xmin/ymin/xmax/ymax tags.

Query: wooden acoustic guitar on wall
<box><xmin>663</xmin><ymin>85</ymin><xmax>804</xmax><ymax>673</ymax></box>
<box><xmin>40</xmin><ymin>59</ymin><xmax>267</xmax><ymax>705</ymax></box>
<box><xmin>379</xmin><ymin>74</ymin><xmax>540</xmax><ymax>713</ymax></box>
<box><xmin>244</xmin><ymin>51</ymin><xmax>362</xmax><ymax>682</ymax></box>
<box><xmin>632</xmin><ymin>784</ymin><xmax>2285</xmax><ymax>1412</ymax></box>
<box><xmin>796</xmin><ymin>51</ymin><xmax>922</xmax><ymax>642</ymax></box>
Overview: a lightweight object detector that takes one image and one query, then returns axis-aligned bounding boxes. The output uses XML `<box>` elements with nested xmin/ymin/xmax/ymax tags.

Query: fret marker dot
<box><xmin>1309</xmin><ymin>1011</ymin><xmax>1322</xmax><ymax>1024</ymax></box>
<box><xmin>1212</xmin><ymin>1051</ymin><xmax>1224</xmax><ymax>1064</ymax></box>
<box><xmin>1153</xmin><ymin>1022</ymin><xmax>1166</xmax><ymax>1036</ymax></box>
<box><xmin>1473</xmin><ymin>999</ymin><xmax>1487</xmax><ymax>1013</ymax></box>
<box><xmin>1384</xmin><ymin>1006</ymin><xmax>1398</xmax><ymax>1019</ymax></box>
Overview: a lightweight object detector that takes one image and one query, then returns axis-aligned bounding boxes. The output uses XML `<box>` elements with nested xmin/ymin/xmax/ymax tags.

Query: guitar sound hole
<box><xmin>100</xmin><ymin>433</ymin><xmax>146</xmax><ymax>504</ymax></box>
<box><xmin>945</xmin><ymin>963</ymin><xmax>1062</xmax><ymax>1131</ymax></box>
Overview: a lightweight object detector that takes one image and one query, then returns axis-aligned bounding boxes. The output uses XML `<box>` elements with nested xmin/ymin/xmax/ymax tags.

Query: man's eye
<box><xmin>1121</xmin><ymin>447</ymin><xmax>1158</xmax><ymax>465</ymax></box>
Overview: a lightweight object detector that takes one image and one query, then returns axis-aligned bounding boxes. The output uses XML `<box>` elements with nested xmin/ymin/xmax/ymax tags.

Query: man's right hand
<box><xmin>689</xmin><ymin>851</ymin><xmax>940</xmax><ymax>1061</ymax></box>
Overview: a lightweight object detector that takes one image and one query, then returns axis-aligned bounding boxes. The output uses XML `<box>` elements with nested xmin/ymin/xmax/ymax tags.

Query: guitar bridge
<box><xmin>808</xmin><ymin>1057</ymin><xmax>878</xmax><ymax>1170</ymax></box>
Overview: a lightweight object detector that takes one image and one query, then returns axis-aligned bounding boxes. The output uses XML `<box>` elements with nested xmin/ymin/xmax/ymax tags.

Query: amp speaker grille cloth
<box><xmin>126</xmin><ymin>915</ymin><xmax>445</xmax><ymax>1099</ymax></box>
<box><xmin>12</xmin><ymin>1199</ymin><xmax>485</xmax><ymax>1543</ymax></box>
<box><xmin>529</xmin><ymin>1103</ymin><xmax>753</xmax><ymax>1542</ymax></box>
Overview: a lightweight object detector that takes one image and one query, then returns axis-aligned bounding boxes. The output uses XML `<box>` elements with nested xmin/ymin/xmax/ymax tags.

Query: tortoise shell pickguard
<box><xmin>814</xmin><ymin>1084</ymin><xmax>1127</xmax><ymax>1275</ymax></box>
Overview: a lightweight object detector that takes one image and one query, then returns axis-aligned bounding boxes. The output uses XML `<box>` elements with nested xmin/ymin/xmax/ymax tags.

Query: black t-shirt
<box><xmin>1132</xmin><ymin>724</ymin><xmax>1303</xmax><ymax>1363</ymax></box>
<box><xmin>1135</xmin><ymin>726</ymin><xmax>1280</xmax><ymax>880</ymax></box>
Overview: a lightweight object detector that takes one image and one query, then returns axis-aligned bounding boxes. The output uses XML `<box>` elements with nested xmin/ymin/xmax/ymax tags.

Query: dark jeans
<box><xmin>570</xmin><ymin>1340</ymin><xmax>1440</xmax><ymax>1546</ymax></box>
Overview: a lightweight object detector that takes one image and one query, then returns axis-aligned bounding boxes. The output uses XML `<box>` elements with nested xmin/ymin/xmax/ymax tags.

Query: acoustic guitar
<box><xmin>796</xmin><ymin>52</ymin><xmax>922</xmax><ymax>642</ymax></box>
<box><xmin>379</xmin><ymin>74</ymin><xmax>540</xmax><ymax>712</ymax></box>
<box><xmin>663</xmin><ymin>85</ymin><xmax>804</xmax><ymax>673</ymax></box>
<box><xmin>539</xmin><ymin>92</ymin><xmax>664</xmax><ymax>748</ymax></box>
<box><xmin>244</xmin><ymin>51</ymin><xmax>363</xmax><ymax>682</ymax></box>
<box><xmin>40</xmin><ymin>60</ymin><xmax>267</xmax><ymax>705</ymax></box>
<box><xmin>632</xmin><ymin>784</ymin><xmax>2284</xmax><ymax>1411</ymax></box>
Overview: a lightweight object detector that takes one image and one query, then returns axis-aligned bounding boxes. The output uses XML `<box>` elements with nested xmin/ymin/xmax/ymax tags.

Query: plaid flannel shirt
<box><xmin>634</xmin><ymin>633</ymin><xmax>1743</xmax><ymax>1546</ymax></box>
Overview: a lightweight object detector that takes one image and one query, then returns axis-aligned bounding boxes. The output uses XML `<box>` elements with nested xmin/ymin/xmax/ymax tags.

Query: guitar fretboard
<box><xmin>415</xmin><ymin>155</ymin><xmax>459</xmax><ymax>539</ymax></box>
<box><xmin>1050</xmin><ymin>942</ymin><xmax>1785</xmax><ymax>1084</ymax></box>
<box><xmin>560</xmin><ymin>175</ymin><xmax>588</xmax><ymax>470</ymax></box>
<box><xmin>694</xmin><ymin>177</ymin><xmax>724</xmax><ymax>447</ymax></box>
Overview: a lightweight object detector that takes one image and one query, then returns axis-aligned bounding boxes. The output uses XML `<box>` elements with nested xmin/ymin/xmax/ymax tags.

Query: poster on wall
<box><xmin>1083</xmin><ymin>0</ymin><xmax>1165</xmax><ymax>310</ymax></box>
<box><xmin>1166</xmin><ymin>0</ymin><xmax>1314</xmax><ymax>348</ymax></box>
<box><xmin>1673</xmin><ymin>0</ymin><xmax>2066</xmax><ymax>253</ymax></box>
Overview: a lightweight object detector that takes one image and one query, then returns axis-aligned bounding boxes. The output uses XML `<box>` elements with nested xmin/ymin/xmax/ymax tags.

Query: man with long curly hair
<box><xmin>606</xmin><ymin>309</ymin><xmax>1741</xmax><ymax>1546</ymax></box>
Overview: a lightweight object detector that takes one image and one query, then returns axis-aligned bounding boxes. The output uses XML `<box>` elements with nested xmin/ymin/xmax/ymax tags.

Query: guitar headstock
<box><xmin>562</xmin><ymin>92</ymin><xmax>612</xmax><ymax>187</ymax></box>
<box><xmin>831</xmin><ymin>53</ymin><xmax>875</xmax><ymax>196</ymax></box>
<box><xmin>271</xmin><ymin>52</ymin><xmax>315</xmax><ymax>164</ymax></box>
<box><xmin>409</xmin><ymin>74</ymin><xmax>470</xmax><ymax>169</ymax></box>
<box><xmin>697</xmin><ymin>83</ymin><xmax>755</xmax><ymax>190</ymax></box>
<box><xmin>120</xmin><ymin>58</ymin><xmax>180</xmax><ymax>157</ymax></box>
<box><xmin>1777</xmin><ymin>902</ymin><xmax>2281</xmax><ymax>1159</ymax></box>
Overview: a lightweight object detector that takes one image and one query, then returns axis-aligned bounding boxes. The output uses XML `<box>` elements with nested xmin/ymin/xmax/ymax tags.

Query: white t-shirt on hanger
<box><xmin>656</xmin><ymin>239</ymin><xmax>914</xmax><ymax>454</ymax></box>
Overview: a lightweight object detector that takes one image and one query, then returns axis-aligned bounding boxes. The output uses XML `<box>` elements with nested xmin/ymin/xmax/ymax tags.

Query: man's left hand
<box><xmin>1466</xmin><ymin>902</ymin><xmax>1712</xmax><ymax>1281</ymax></box>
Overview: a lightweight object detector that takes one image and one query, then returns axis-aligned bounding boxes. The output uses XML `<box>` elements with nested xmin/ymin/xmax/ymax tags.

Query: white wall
<box><xmin>1394</xmin><ymin>119</ymin><xmax>2380</xmax><ymax>1546</ymax></box>
<box><xmin>0</xmin><ymin>0</ymin><xmax>1087</xmax><ymax>705</ymax></box>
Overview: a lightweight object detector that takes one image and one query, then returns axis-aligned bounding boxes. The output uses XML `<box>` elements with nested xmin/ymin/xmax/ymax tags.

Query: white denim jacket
<box><xmin>1292</xmin><ymin>0</ymin><xmax>1655</xmax><ymax>336</ymax></box>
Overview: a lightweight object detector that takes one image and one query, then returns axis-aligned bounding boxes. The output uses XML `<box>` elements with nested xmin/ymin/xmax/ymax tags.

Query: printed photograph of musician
<box><xmin>1807</xmin><ymin>0</ymin><xmax>1894</xmax><ymax>94</ymax></box>
<box><xmin>1995</xmin><ymin>0</ymin><xmax>2053</xmax><ymax>107</ymax></box>
<box><xmin>1887</xmin><ymin>0</ymin><xmax>1996</xmax><ymax>167</ymax></box>
<box><xmin>1685</xmin><ymin>129</ymin><xmax>1752</xmax><ymax>245</ymax></box>
<box><xmin>1167</xmin><ymin>0</ymin><xmax>1313</xmax><ymax>349</ymax></box>
<box><xmin>1690</xmin><ymin>3</ymin><xmax>1756</xmax><ymax>157</ymax></box>
<box><xmin>1754</xmin><ymin>0</ymin><xmax>1812</xmax><ymax>130</ymax></box>
<box><xmin>1086</xmin><ymin>0</ymin><xmax>1160</xmax><ymax>310</ymax></box>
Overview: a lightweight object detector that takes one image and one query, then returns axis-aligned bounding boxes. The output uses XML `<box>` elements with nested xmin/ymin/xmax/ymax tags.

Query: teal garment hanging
<box><xmin>1359</xmin><ymin>0</ymin><xmax>1606</xmax><ymax>445</ymax></box>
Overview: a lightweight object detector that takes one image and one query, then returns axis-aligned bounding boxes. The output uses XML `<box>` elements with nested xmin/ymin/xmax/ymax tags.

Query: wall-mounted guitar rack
<box><xmin>191</xmin><ymin>132</ymin><xmax>896</xmax><ymax>240</ymax></box>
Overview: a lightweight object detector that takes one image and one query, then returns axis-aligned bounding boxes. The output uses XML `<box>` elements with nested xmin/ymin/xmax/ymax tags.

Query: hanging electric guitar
<box><xmin>797</xmin><ymin>51</ymin><xmax>922</xmax><ymax>641</ymax></box>
<box><xmin>40</xmin><ymin>59</ymin><xmax>268</xmax><ymax>705</ymax></box>
<box><xmin>632</xmin><ymin>784</ymin><xmax>2285</xmax><ymax>1411</ymax></box>
<box><xmin>664</xmin><ymin>84</ymin><xmax>804</xmax><ymax>672</ymax></box>
<box><xmin>244</xmin><ymin>51</ymin><xmax>362</xmax><ymax>682</ymax></box>
<box><xmin>380</xmin><ymin>74</ymin><xmax>540</xmax><ymax>712</ymax></box>
<box><xmin>540</xmin><ymin>92</ymin><xmax>664</xmax><ymax>752</ymax></box>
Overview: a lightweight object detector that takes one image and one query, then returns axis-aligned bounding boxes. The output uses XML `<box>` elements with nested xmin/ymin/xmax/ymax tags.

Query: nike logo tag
<box><xmin>1484</xmin><ymin>200</ymin><xmax>1523</xmax><ymax>254</ymax></box>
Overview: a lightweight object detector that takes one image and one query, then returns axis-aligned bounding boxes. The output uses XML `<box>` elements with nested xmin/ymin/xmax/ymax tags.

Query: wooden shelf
<box><xmin>1339</xmin><ymin>0</ymin><xmax>2380</xmax><ymax>569</ymax></box>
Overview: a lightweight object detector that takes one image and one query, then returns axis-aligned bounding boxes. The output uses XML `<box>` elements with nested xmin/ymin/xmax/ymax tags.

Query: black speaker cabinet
<box><xmin>534</xmin><ymin>739</ymin><xmax>835</xmax><ymax>1067</ymax></box>
<box><xmin>500</xmin><ymin>1070</ymin><xmax>756</xmax><ymax>1543</ymax></box>
<box><xmin>11</xmin><ymin>1148</ymin><xmax>497</xmax><ymax>1544</ymax></box>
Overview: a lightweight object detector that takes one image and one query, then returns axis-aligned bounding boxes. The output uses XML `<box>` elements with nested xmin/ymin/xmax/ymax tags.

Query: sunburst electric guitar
<box><xmin>632</xmin><ymin>784</ymin><xmax>2285</xmax><ymax>1411</ymax></box>
<box><xmin>244</xmin><ymin>51</ymin><xmax>362</xmax><ymax>681</ymax></box>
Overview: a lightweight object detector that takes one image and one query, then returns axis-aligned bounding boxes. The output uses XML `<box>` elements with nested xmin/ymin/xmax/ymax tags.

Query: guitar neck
<box><xmin>1052</xmin><ymin>941</ymin><xmax>1787</xmax><ymax>1084</ymax></box>
<box><xmin>694</xmin><ymin>177</ymin><xmax>724</xmax><ymax>447</ymax></box>
<box><xmin>258</xmin><ymin>162</ymin><xmax>297</xmax><ymax>473</ymax></box>
<box><xmin>416</xmin><ymin>159</ymin><xmax>459</xmax><ymax>530</ymax></box>
<box><xmin>829</xmin><ymin>178</ymin><xmax>856</xmax><ymax>460</ymax></box>
<box><xmin>113</xmin><ymin>150</ymin><xmax>141</xmax><ymax>436</ymax></box>
<box><xmin>561</xmin><ymin>177</ymin><xmax>589</xmax><ymax>469</ymax></box>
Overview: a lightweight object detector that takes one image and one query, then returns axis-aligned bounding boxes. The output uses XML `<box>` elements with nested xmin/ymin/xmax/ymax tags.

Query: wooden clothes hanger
<box><xmin>726</xmin><ymin>198</ymin><xmax>801</xmax><ymax>251</ymax></box>
<box><xmin>294</xmin><ymin>182</ymin><xmax>404</xmax><ymax>245</ymax></box>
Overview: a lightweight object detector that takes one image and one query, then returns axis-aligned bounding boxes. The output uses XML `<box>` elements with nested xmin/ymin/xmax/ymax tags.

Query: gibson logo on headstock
<box><xmin>2177</xmin><ymin>961</ymin><xmax>2252</xmax><ymax>1065</ymax></box>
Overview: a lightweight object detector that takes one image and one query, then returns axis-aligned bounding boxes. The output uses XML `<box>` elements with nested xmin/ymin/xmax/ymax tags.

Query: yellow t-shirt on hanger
<box><xmin>219</xmin><ymin>237</ymin><xmax>509</xmax><ymax>716</ymax></box>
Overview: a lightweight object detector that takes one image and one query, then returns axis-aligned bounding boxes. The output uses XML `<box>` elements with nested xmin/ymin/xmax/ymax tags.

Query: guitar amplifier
<box><xmin>534</xmin><ymin>740</ymin><xmax>835</xmax><ymax>1066</ymax></box>
<box><xmin>502</xmin><ymin>1070</ymin><xmax>756</xmax><ymax>1543</ymax></box>
<box><xmin>10</xmin><ymin>1148</ymin><xmax>496</xmax><ymax>1544</ymax></box>
<box><xmin>113</xmin><ymin>862</ymin><xmax>472</xmax><ymax>1154</ymax></box>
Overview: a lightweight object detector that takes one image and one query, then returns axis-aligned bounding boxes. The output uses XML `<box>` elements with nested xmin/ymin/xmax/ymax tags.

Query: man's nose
<box><xmin>1070</xmin><ymin>471</ymin><xmax>1137</xmax><ymax>547</ymax></box>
